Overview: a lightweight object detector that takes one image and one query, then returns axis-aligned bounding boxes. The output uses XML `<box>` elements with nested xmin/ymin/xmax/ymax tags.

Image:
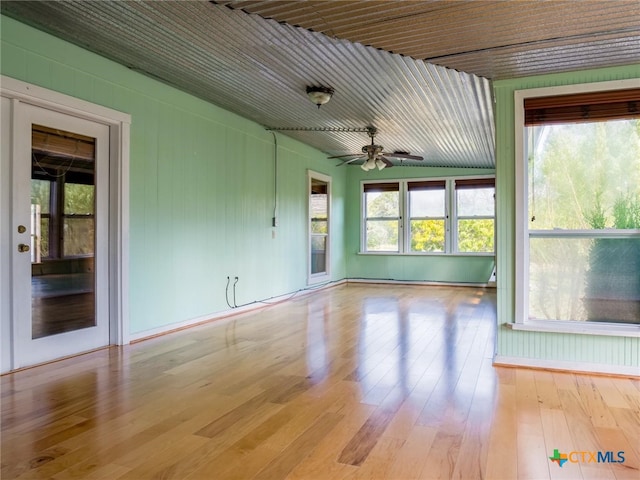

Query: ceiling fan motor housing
<box><xmin>363</xmin><ymin>144</ymin><xmax>383</xmax><ymax>155</ymax></box>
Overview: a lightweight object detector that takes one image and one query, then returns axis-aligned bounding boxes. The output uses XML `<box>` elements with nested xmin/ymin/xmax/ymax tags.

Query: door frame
<box><xmin>1</xmin><ymin>76</ymin><xmax>131</xmax><ymax>372</ymax></box>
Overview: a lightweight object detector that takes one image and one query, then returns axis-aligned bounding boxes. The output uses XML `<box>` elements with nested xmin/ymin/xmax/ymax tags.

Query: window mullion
<box><xmin>446</xmin><ymin>178</ymin><xmax>454</xmax><ymax>253</ymax></box>
<box><xmin>400</xmin><ymin>181</ymin><xmax>407</xmax><ymax>253</ymax></box>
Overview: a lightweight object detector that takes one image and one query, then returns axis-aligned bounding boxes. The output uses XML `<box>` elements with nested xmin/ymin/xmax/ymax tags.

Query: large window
<box><xmin>362</xmin><ymin>177</ymin><xmax>494</xmax><ymax>254</ymax></box>
<box><xmin>516</xmin><ymin>83</ymin><xmax>640</xmax><ymax>328</ymax></box>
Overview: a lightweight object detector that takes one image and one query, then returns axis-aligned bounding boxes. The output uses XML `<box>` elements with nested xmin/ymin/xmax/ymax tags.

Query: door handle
<box><xmin>18</xmin><ymin>243</ymin><xmax>30</xmax><ymax>253</ymax></box>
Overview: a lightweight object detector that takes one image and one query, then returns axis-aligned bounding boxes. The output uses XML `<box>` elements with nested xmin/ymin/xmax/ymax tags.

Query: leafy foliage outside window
<box><xmin>458</xmin><ymin>219</ymin><xmax>495</xmax><ymax>252</ymax></box>
<box><xmin>365</xmin><ymin>191</ymin><xmax>399</xmax><ymax>251</ymax></box>
<box><xmin>410</xmin><ymin>220</ymin><xmax>445</xmax><ymax>252</ymax></box>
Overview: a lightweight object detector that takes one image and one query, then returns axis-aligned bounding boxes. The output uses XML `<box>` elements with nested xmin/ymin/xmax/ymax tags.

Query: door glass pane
<box><xmin>31</xmin><ymin>125</ymin><xmax>96</xmax><ymax>339</ymax></box>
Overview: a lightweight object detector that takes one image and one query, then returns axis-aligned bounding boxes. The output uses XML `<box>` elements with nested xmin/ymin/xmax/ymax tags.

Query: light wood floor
<box><xmin>2</xmin><ymin>284</ymin><xmax>639</xmax><ymax>479</ymax></box>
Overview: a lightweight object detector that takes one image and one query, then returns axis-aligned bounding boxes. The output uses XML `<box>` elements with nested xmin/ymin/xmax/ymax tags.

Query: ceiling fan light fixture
<box><xmin>361</xmin><ymin>156</ymin><xmax>376</xmax><ymax>171</ymax></box>
<box><xmin>375</xmin><ymin>158</ymin><xmax>387</xmax><ymax>170</ymax></box>
<box><xmin>306</xmin><ymin>86</ymin><xmax>334</xmax><ymax>108</ymax></box>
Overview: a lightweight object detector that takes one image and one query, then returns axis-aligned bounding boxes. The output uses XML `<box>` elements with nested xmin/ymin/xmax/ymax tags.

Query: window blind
<box><xmin>363</xmin><ymin>182</ymin><xmax>399</xmax><ymax>193</ymax></box>
<box><xmin>524</xmin><ymin>88</ymin><xmax>640</xmax><ymax>126</ymax></box>
<box><xmin>407</xmin><ymin>180</ymin><xmax>446</xmax><ymax>190</ymax></box>
<box><xmin>455</xmin><ymin>178</ymin><xmax>495</xmax><ymax>189</ymax></box>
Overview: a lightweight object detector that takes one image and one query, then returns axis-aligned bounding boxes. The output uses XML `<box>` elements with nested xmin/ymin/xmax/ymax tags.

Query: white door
<box><xmin>12</xmin><ymin>103</ymin><xmax>110</xmax><ymax>368</ymax></box>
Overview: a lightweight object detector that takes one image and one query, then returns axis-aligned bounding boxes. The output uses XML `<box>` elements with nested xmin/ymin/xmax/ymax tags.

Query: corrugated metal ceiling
<box><xmin>1</xmin><ymin>1</ymin><xmax>637</xmax><ymax>169</ymax></box>
<box><xmin>220</xmin><ymin>0</ymin><xmax>640</xmax><ymax>80</ymax></box>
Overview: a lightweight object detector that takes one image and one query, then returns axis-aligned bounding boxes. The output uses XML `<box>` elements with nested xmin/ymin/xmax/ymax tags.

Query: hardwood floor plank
<box><xmin>342</xmin><ymin>436</ymin><xmax>406</xmax><ymax>480</ymax></box>
<box><xmin>337</xmin><ymin>408</ymin><xmax>395</xmax><ymax>467</ymax></box>
<box><xmin>534</xmin><ymin>369</ymin><xmax>564</xmax><ymax>410</ymax></box>
<box><xmin>575</xmin><ymin>375</ymin><xmax>619</xmax><ymax>429</ymax></box>
<box><xmin>594</xmin><ymin>427</ymin><xmax>640</xmax><ymax>480</ymax></box>
<box><xmin>384</xmin><ymin>426</ymin><xmax>437</xmax><ymax>479</ymax></box>
<box><xmin>485</xmin><ymin>382</ymin><xmax>518</xmax><ymax>480</ymax></box>
<box><xmin>284</xmin><ymin>398</ymin><xmax>375</xmax><ymax>480</ymax></box>
<box><xmin>111</xmin><ymin>434</ymin><xmax>208</xmax><ymax>480</ymax></box>
<box><xmin>450</xmin><ymin>360</ymin><xmax>496</xmax><ymax>480</ymax></box>
<box><xmin>591</xmin><ymin>376</ymin><xmax>632</xmax><ymax>409</ymax></box>
<box><xmin>614</xmin><ymin>378</ymin><xmax>640</xmax><ymax>412</ymax></box>
<box><xmin>252</xmin><ymin>412</ymin><xmax>343</xmax><ymax>480</ymax></box>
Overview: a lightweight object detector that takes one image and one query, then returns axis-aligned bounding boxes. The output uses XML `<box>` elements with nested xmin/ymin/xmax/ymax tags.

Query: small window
<box><xmin>363</xmin><ymin>182</ymin><xmax>400</xmax><ymax>252</ymax></box>
<box><xmin>455</xmin><ymin>178</ymin><xmax>495</xmax><ymax>253</ymax></box>
<box><xmin>408</xmin><ymin>181</ymin><xmax>446</xmax><ymax>252</ymax></box>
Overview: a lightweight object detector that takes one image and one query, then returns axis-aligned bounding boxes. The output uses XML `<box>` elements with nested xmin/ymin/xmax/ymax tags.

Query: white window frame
<box><xmin>406</xmin><ymin>179</ymin><xmax>448</xmax><ymax>254</ymax></box>
<box><xmin>513</xmin><ymin>78</ymin><xmax>640</xmax><ymax>337</ymax></box>
<box><xmin>452</xmin><ymin>178</ymin><xmax>496</xmax><ymax>254</ymax></box>
<box><xmin>361</xmin><ymin>181</ymin><xmax>402</xmax><ymax>253</ymax></box>
<box><xmin>360</xmin><ymin>176</ymin><xmax>495</xmax><ymax>256</ymax></box>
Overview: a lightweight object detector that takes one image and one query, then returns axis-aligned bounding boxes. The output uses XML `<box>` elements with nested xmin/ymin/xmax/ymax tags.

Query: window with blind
<box><xmin>363</xmin><ymin>182</ymin><xmax>400</xmax><ymax>252</ymax></box>
<box><xmin>455</xmin><ymin>178</ymin><xmax>495</xmax><ymax>253</ymax></box>
<box><xmin>361</xmin><ymin>177</ymin><xmax>494</xmax><ymax>254</ymax></box>
<box><xmin>408</xmin><ymin>180</ymin><xmax>446</xmax><ymax>252</ymax></box>
<box><xmin>517</xmin><ymin>83</ymin><xmax>640</xmax><ymax>327</ymax></box>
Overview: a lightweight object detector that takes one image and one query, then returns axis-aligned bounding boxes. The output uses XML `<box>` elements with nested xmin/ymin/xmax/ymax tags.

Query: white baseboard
<box><xmin>347</xmin><ymin>278</ymin><xmax>493</xmax><ymax>288</ymax></box>
<box><xmin>129</xmin><ymin>279</ymin><xmax>346</xmax><ymax>343</ymax></box>
<box><xmin>494</xmin><ymin>355</ymin><xmax>640</xmax><ymax>378</ymax></box>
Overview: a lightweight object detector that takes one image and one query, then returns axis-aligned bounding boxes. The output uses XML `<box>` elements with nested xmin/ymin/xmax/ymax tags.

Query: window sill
<box><xmin>507</xmin><ymin>319</ymin><xmax>640</xmax><ymax>338</ymax></box>
<box><xmin>357</xmin><ymin>251</ymin><xmax>495</xmax><ymax>257</ymax></box>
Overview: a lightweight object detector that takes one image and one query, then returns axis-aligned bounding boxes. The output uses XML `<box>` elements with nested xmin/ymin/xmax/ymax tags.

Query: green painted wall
<box><xmin>1</xmin><ymin>16</ymin><xmax>347</xmax><ymax>335</ymax></box>
<box><xmin>345</xmin><ymin>166</ymin><xmax>496</xmax><ymax>283</ymax></box>
<box><xmin>494</xmin><ymin>64</ymin><xmax>640</xmax><ymax>368</ymax></box>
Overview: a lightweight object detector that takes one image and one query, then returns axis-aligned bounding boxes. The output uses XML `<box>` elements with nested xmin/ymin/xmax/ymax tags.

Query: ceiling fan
<box><xmin>329</xmin><ymin>126</ymin><xmax>424</xmax><ymax>171</ymax></box>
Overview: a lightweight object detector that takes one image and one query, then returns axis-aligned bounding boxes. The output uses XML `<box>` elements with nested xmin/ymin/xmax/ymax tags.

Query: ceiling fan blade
<box><xmin>336</xmin><ymin>156</ymin><xmax>365</xmax><ymax>166</ymax></box>
<box><xmin>379</xmin><ymin>156</ymin><xmax>394</xmax><ymax>168</ymax></box>
<box><xmin>328</xmin><ymin>153</ymin><xmax>361</xmax><ymax>159</ymax></box>
<box><xmin>383</xmin><ymin>152</ymin><xmax>424</xmax><ymax>161</ymax></box>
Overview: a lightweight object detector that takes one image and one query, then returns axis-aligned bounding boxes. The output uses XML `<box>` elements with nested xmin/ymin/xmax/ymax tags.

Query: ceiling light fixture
<box><xmin>306</xmin><ymin>86</ymin><xmax>334</xmax><ymax>108</ymax></box>
<box><xmin>361</xmin><ymin>156</ymin><xmax>377</xmax><ymax>171</ymax></box>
